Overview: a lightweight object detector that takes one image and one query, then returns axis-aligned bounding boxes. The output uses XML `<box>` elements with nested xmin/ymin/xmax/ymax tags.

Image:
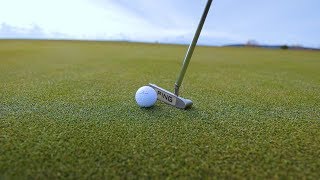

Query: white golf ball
<box><xmin>135</xmin><ymin>86</ymin><xmax>157</xmax><ymax>107</ymax></box>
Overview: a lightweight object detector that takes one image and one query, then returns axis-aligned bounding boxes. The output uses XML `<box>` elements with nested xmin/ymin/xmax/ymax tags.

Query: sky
<box><xmin>0</xmin><ymin>0</ymin><xmax>319</xmax><ymax>47</ymax></box>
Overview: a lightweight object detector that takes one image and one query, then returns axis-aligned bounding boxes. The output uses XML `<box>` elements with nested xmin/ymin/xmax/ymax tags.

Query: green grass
<box><xmin>1</xmin><ymin>40</ymin><xmax>320</xmax><ymax>179</ymax></box>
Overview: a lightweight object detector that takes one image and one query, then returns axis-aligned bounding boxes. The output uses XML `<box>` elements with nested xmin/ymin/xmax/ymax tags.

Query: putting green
<box><xmin>1</xmin><ymin>40</ymin><xmax>320</xmax><ymax>178</ymax></box>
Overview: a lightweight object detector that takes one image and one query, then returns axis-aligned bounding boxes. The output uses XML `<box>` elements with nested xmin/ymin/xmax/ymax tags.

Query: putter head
<box><xmin>148</xmin><ymin>83</ymin><xmax>193</xmax><ymax>109</ymax></box>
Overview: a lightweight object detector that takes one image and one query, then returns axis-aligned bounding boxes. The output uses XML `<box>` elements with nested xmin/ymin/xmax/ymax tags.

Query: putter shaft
<box><xmin>175</xmin><ymin>0</ymin><xmax>213</xmax><ymax>96</ymax></box>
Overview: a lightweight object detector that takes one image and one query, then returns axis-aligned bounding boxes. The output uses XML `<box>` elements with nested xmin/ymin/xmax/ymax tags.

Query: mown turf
<box><xmin>0</xmin><ymin>40</ymin><xmax>320</xmax><ymax>179</ymax></box>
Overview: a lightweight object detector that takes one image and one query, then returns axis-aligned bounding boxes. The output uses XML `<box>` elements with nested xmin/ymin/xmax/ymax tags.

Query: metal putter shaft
<box><xmin>149</xmin><ymin>0</ymin><xmax>213</xmax><ymax>109</ymax></box>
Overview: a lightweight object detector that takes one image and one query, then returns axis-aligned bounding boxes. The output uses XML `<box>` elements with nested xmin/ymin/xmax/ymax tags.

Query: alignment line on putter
<box><xmin>149</xmin><ymin>0</ymin><xmax>213</xmax><ymax>109</ymax></box>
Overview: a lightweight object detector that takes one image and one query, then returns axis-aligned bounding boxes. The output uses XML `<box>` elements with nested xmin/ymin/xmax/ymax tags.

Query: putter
<box><xmin>149</xmin><ymin>0</ymin><xmax>213</xmax><ymax>109</ymax></box>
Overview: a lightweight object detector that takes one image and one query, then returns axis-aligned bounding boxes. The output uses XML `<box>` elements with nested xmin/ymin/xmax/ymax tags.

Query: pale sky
<box><xmin>0</xmin><ymin>0</ymin><xmax>319</xmax><ymax>47</ymax></box>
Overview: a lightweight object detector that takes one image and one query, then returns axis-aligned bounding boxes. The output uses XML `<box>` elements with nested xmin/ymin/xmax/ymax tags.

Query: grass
<box><xmin>0</xmin><ymin>40</ymin><xmax>320</xmax><ymax>179</ymax></box>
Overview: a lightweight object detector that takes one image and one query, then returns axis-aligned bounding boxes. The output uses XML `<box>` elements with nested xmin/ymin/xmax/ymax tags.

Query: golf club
<box><xmin>149</xmin><ymin>0</ymin><xmax>213</xmax><ymax>109</ymax></box>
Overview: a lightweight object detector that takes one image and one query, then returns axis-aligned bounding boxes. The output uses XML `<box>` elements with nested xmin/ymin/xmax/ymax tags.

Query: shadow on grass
<box><xmin>138</xmin><ymin>102</ymin><xmax>196</xmax><ymax>112</ymax></box>
<box><xmin>133</xmin><ymin>103</ymin><xmax>211</xmax><ymax>121</ymax></box>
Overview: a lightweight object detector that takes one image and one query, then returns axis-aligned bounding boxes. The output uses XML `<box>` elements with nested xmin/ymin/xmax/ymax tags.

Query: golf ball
<box><xmin>135</xmin><ymin>86</ymin><xmax>157</xmax><ymax>107</ymax></box>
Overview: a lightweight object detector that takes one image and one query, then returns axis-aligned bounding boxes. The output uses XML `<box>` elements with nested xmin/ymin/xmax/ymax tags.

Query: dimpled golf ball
<box><xmin>135</xmin><ymin>86</ymin><xmax>157</xmax><ymax>107</ymax></box>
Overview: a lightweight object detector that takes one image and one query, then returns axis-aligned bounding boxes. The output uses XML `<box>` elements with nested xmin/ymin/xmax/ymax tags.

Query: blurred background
<box><xmin>0</xmin><ymin>0</ymin><xmax>319</xmax><ymax>48</ymax></box>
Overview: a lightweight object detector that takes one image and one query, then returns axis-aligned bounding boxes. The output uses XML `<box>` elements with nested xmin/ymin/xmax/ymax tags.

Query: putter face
<box><xmin>148</xmin><ymin>83</ymin><xmax>193</xmax><ymax>109</ymax></box>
